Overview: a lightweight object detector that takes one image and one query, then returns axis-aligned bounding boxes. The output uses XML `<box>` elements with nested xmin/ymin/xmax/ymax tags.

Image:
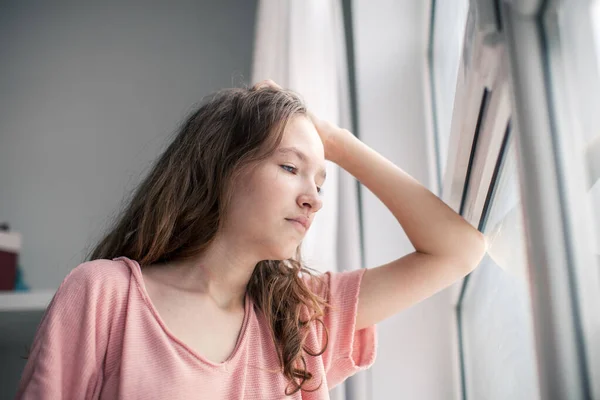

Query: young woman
<box><xmin>16</xmin><ymin>80</ymin><xmax>486</xmax><ymax>399</ymax></box>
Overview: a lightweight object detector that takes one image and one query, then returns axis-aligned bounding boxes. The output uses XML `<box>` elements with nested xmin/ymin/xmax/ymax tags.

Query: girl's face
<box><xmin>224</xmin><ymin>115</ymin><xmax>327</xmax><ymax>261</ymax></box>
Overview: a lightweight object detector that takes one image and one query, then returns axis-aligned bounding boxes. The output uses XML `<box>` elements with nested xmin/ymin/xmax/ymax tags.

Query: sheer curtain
<box><xmin>251</xmin><ymin>0</ymin><xmax>368</xmax><ymax>398</ymax></box>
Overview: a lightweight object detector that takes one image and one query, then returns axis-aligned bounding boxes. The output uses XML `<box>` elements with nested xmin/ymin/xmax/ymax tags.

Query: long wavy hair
<box><xmin>86</xmin><ymin>85</ymin><xmax>332</xmax><ymax>395</ymax></box>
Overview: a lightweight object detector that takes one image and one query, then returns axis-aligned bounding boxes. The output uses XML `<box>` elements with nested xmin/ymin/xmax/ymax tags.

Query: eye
<box><xmin>281</xmin><ymin>165</ymin><xmax>324</xmax><ymax>195</ymax></box>
<box><xmin>281</xmin><ymin>165</ymin><xmax>296</xmax><ymax>173</ymax></box>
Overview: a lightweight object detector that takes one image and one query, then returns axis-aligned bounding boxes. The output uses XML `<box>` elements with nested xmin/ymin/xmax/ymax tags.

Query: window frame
<box><xmin>428</xmin><ymin>0</ymin><xmax>600</xmax><ymax>398</ymax></box>
<box><xmin>540</xmin><ymin>0</ymin><xmax>600</xmax><ymax>397</ymax></box>
<box><xmin>428</xmin><ymin>1</ymin><xmax>512</xmax><ymax>398</ymax></box>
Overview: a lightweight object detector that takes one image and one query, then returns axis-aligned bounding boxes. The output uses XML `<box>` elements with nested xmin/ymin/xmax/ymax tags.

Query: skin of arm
<box><xmin>316</xmin><ymin>117</ymin><xmax>487</xmax><ymax>331</ymax></box>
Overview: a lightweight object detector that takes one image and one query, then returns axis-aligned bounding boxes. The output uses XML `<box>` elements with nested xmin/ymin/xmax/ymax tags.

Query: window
<box><xmin>436</xmin><ymin>0</ymin><xmax>600</xmax><ymax>397</ymax></box>
<box><xmin>429</xmin><ymin>0</ymin><xmax>470</xmax><ymax>185</ymax></box>
<box><xmin>541</xmin><ymin>0</ymin><xmax>600</xmax><ymax>396</ymax></box>
<box><xmin>460</xmin><ymin>135</ymin><xmax>540</xmax><ymax>400</ymax></box>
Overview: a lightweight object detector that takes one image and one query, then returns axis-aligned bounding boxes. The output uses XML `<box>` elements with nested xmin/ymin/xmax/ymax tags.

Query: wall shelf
<box><xmin>0</xmin><ymin>290</ymin><xmax>54</xmax><ymax>347</ymax></box>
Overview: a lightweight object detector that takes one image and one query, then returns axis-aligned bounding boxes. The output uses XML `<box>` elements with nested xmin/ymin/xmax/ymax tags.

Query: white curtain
<box><xmin>251</xmin><ymin>1</ymin><xmax>369</xmax><ymax>399</ymax></box>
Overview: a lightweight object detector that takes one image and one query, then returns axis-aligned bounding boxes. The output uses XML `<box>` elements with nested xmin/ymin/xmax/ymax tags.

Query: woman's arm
<box><xmin>318</xmin><ymin>120</ymin><xmax>487</xmax><ymax>331</ymax></box>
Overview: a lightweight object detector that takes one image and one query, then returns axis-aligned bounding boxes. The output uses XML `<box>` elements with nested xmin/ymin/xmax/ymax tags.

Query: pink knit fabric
<box><xmin>16</xmin><ymin>256</ymin><xmax>377</xmax><ymax>399</ymax></box>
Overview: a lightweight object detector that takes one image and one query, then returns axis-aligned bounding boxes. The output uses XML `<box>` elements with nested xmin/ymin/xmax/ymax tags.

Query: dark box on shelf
<box><xmin>0</xmin><ymin>232</ymin><xmax>21</xmax><ymax>291</ymax></box>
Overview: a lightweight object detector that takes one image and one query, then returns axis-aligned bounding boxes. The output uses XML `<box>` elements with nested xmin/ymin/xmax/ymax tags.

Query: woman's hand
<box><xmin>252</xmin><ymin>79</ymin><xmax>282</xmax><ymax>91</ymax></box>
<box><xmin>307</xmin><ymin>111</ymin><xmax>349</xmax><ymax>163</ymax></box>
<box><xmin>251</xmin><ymin>79</ymin><xmax>350</xmax><ymax>162</ymax></box>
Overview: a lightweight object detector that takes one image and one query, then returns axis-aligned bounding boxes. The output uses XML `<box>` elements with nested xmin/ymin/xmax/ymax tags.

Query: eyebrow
<box><xmin>278</xmin><ymin>147</ymin><xmax>327</xmax><ymax>181</ymax></box>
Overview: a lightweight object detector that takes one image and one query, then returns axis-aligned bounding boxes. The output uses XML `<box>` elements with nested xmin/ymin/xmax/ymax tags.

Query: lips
<box><xmin>286</xmin><ymin>216</ymin><xmax>310</xmax><ymax>230</ymax></box>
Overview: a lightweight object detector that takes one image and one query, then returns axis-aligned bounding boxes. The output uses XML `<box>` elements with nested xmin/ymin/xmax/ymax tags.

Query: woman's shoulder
<box><xmin>60</xmin><ymin>257</ymin><xmax>134</xmax><ymax>296</ymax></box>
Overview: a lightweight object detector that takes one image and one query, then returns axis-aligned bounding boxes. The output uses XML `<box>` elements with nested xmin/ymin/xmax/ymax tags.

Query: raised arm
<box><xmin>313</xmin><ymin>116</ymin><xmax>487</xmax><ymax>331</ymax></box>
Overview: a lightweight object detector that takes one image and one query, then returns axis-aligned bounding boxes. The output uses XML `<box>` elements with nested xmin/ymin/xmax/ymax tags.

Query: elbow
<box><xmin>463</xmin><ymin>231</ymin><xmax>488</xmax><ymax>272</ymax></box>
<box><xmin>447</xmin><ymin>231</ymin><xmax>487</xmax><ymax>274</ymax></box>
<box><xmin>429</xmin><ymin>231</ymin><xmax>488</xmax><ymax>274</ymax></box>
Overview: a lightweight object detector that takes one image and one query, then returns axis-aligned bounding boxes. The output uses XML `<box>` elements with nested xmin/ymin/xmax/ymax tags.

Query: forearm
<box><xmin>329</xmin><ymin>129</ymin><xmax>486</xmax><ymax>263</ymax></box>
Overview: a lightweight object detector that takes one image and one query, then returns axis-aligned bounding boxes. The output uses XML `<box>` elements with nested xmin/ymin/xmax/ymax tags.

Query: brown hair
<box><xmin>87</xmin><ymin>85</ymin><xmax>331</xmax><ymax>395</ymax></box>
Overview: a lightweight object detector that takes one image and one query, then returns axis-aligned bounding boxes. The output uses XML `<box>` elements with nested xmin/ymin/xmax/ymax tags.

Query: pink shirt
<box><xmin>16</xmin><ymin>256</ymin><xmax>377</xmax><ymax>399</ymax></box>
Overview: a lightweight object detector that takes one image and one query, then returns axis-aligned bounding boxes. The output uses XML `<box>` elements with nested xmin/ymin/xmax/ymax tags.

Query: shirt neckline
<box><xmin>113</xmin><ymin>256</ymin><xmax>253</xmax><ymax>369</ymax></box>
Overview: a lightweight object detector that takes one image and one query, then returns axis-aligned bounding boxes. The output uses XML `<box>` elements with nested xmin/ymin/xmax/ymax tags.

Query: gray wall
<box><xmin>0</xmin><ymin>1</ymin><xmax>257</xmax><ymax>398</ymax></box>
<box><xmin>352</xmin><ymin>0</ymin><xmax>456</xmax><ymax>398</ymax></box>
<box><xmin>0</xmin><ymin>0</ymin><xmax>258</xmax><ymax>290</ymax></box>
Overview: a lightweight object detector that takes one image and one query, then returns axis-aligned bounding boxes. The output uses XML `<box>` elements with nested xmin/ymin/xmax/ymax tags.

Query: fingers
<box><xmin>252</xmin><ymin>79</ymin><xmax>282</xmax><ymax>91</ymax></box>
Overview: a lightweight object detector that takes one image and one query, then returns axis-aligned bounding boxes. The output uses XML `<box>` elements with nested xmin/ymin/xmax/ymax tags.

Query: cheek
<box><xmin>254</xmin><ymin>169</ymin><xmax>294</xmax><ymax>201</ymax></box>
<box><xmin>235</xmin><ymin>175</ymin><xmax>281</xmax><ymax>220</ymax></box>
<box><xmin>232</xmin><ymin>167</ymin><xmax>296</xmax><ymax>224</ymax></box>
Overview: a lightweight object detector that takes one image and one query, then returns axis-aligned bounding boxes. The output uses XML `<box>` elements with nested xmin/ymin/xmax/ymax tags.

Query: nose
<box><xmin>297</xmin><ymin>188</ymin><xmax>323</xmax><ymax>213</ymax></box>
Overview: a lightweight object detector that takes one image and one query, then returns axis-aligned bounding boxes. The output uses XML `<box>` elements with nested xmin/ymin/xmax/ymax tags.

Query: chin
<box><xmin>260</xmin><ymin>234</ymin><xmax>301</xmax><ymax>261</ymax></box>
<box><xmin>267</xmin><ymin>244</ymin><xmax>298</xmax><ymax>262</ymax></box>
<box><xmin>273</xmin><ymin>250</ymin><xmax>296</xmax><ymax>262</ymax></box>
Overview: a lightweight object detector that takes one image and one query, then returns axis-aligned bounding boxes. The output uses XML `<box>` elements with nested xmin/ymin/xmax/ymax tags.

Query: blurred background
<box><xmin>1</xmin><ymin>0</ymin><xmax>599</xmax><ymax>399</ymax></box>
